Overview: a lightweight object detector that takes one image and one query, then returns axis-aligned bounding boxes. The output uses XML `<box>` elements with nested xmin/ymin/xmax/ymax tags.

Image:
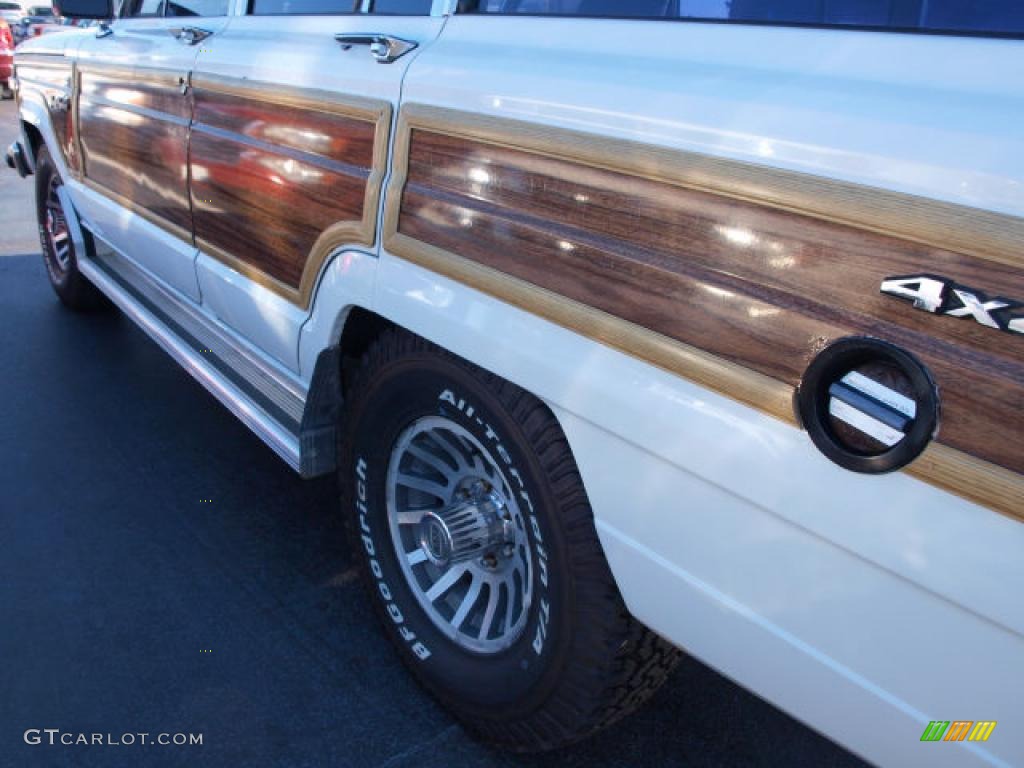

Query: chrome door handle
<box><xmin>334</xmin><ymin>34</ymin><xmax>417</xmax><ymax>64</ymax></box>
<box><xmin>95</xmin><ymin>22</ymin><xmax>113</xmax><ymax>38</ymax></box>
<box><xmin>170</xmin><ymin>26</ymin><xmax>212</xmax><ymax>46</ymax></box>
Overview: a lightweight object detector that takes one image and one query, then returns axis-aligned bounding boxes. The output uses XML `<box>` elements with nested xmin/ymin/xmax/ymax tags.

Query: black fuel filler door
<box><xmin>797</xmin><ymin>337</ymin><xmax>940</xmax><ymax>474</ymax></box>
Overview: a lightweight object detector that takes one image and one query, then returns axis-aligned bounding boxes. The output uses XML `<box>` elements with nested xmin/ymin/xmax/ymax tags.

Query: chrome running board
<box><xmin>78</xmin><ymin>238</ymin><xmax>307</xmax><ymax>473</ymax></box>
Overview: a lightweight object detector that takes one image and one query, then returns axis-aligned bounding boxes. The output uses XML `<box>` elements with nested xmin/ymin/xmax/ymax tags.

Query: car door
<box><xmin>187</xmin><ymin>0</ymin><xmax>446</xmax><ymax>371</ymax></box>
<box><xmin>71</xmin><ymin>0</ymin><xmax>233</xmax><ymax>302</ymax></box>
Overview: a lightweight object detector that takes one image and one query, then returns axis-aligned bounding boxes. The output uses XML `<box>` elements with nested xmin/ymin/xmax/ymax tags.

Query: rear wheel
<box><xmin>34</xmin><ymin>146</ymin><xmax>107</xmax><ymax>311</ymax></box>
<box><xmin>340</xmin><ymin>329</ymin><xmax>680</xmax><ymax>751</ymax></box>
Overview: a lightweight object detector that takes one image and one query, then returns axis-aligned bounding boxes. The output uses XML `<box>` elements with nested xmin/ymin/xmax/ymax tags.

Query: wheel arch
<box><xmin>300</xmin><ymin>303</ymin><xmax>592</xmax><ymax>506</ymax></box>
<box><xmin>18</xmin><ymin>96</ymin><xmax>62</xmax><ymax>178</ymax></box>
<box><xmin>21</xmin><ymin>120</ymin><xmax>43</xmax><ymax>166</ymax></box>
<box><xmin>328</xmin><ymin>304</ymin><xmax>584</xmax><ymax>457</ymax></box>
<box><xmin>336</xmin><ymin>305</ymin><xmax>396</xmax><ymax>397</ymax></box>
<box><xmin>297</xmin><ymin>304</ymin><xmax>400</xmax><ymax>478</ymax></box>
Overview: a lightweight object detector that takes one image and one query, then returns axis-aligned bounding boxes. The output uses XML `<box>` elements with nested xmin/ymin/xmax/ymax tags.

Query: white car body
<box><xmin>11</xmin><ymin>4</ymin><xmax>1024</xmax><ymax>766</ymax></box>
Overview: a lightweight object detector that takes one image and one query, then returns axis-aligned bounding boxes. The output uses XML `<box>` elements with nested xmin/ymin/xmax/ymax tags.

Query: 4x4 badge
<box><xmin>880</xmin><ymin>275</ymin><xmax>1023</xmax><ymax>335</ymax></box>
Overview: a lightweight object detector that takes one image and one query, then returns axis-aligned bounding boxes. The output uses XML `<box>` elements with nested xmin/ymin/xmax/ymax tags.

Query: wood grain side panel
<box><xmin>77</xmin><ymin>67</ymin><xmax>192</xmax><ymax>236</ymax></box>
<box><xmin>190</xmin><ymin>86</ymin><xmax>376</xmax><ymax>292</ymax></box>
<box><xmin>79</xmin><ymin>64</ymin><xmax>190</xmax><ymax>118</ymax></box>
<box><xmin>409</xmin><ymin>132</ymin><xmax>1023</xmax><ymax>367</ymax></box>
<box><xmin>190</xmin><ymin>131</ymin><xmax>368</xmax><ymax>289</ymax></box>
<box><xmin>386</xmin><ymin>108</ymin><xmax>1024</xmax><ymax>516</ymax></box>
<box><xmin>193</xmin><ymin>88</ymin><xmax>376</xmax><ymax>167</ymax></box>
<box><xmin>188</xmin><ymin>77</ymin><xmax>390</xmax><ymax>306</ymax></box>
<box><xmin>398</xmin><ymin>130</ymin><xmax>1024</xmax><ymax>476</ymax></box>
<box><xmin>390</xmin><ymin>107</ymin><xmax>1024</xmax><ymax>272</ymax></box>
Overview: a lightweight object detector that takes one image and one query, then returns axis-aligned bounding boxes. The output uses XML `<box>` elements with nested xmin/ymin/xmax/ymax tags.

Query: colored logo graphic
<box><xmin>921</xmin><ymin>721</ymin><xmax>996</xmax><ymax>742</ymax></box>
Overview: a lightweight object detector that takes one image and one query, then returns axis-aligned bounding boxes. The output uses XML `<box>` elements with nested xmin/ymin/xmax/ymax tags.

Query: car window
<box><xmin>367</xmin><ymin>0</ymin><xmax>432</xmax><ymax>13</ymax></box>
<box><xmin>28</xmin><ymin>5</ymin><xmax>53</xmax><ymax>14</ymax></box>
<box><xmin>166</xmin><ymin>0</ymin><xmax>227</xmax><ymax>15</ymax></box>
<box><xmin>471</xmin><ymin>0</ymin><xmax>1024</xmax><ymax>37</ymax></box>
<box><xmin>118</xmin><ymin>0</ymin><xmax>165</xmax><ymax>16</ymax></box>
<box><xmin>0</xmin><ymin>3</ymin><xmax>21</xmax><ymax>9</ymax></box>
<box><xmin>249</xmin><ymin>0</ymin><xmax>357</xmax><ymax>14</ymax></box>
<box><xmin>474</xmin><ymin>0</ymin><xmax>671</xmax><ymax>16</ymax></box>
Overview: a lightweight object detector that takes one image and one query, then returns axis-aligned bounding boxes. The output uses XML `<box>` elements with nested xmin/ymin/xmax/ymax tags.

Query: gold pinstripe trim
<box><xmin>382</xmin><ymin>104</ymin><xmax>1023</xmax><ymax>521</ymax></box>
<box><xmin>907</xmin><ymin>446</ymin><xmax>1022</xmax><ymax>523</ymax></box>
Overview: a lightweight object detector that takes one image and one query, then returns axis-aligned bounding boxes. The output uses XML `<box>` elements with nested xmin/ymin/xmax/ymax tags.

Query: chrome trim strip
<box><xmin>100</xmin><ymin>247</ymin><xmax>309</xmax><ymax>411</ymax></box>
<box><xmin>78</xmin><ymin>258</ymin><xmax>303</xmax><ymax>472</ymax></box>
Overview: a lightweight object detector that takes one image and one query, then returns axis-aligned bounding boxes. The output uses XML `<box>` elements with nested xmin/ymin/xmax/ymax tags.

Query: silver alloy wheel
<box><xmin>44</xmin><ymin>173</ymin><xmax>72</xmax><ymax>272</ymax></box>
<box><xmin>386</xmin><ymin>415</ymin><xmax>533</xmax><ymax>654</ymax></box>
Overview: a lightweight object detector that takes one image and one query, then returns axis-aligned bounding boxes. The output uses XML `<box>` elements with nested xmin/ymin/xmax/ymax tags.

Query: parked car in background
<box><xmin>11</xmin><ymin>5</ymin><xmax>56</xmax><ymax>44</ymax></box>
<box><xmin>0</xmin><ymin>19</ymin><xmax>12</xmax><ymax>99</ymax></box>
<box><xmin>0</xmin><ymin>2</ymin><xmax>23</xmax><ymax>25</ymax></box>
<box><xmin>23</xmin><ymin>4</ymin><xmax>55</xmax><ymax>17</ymax></box>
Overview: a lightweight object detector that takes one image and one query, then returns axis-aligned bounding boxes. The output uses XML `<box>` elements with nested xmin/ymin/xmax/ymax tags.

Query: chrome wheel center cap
<box><xmin>416</xmin><ymin>486</ymin><xmax>512</xmax><ymax>569</ymax></box>
<box><xmin>418</xmin><ymin>512</ymin><xmax>455</xmax><ymax>567</ymax></box>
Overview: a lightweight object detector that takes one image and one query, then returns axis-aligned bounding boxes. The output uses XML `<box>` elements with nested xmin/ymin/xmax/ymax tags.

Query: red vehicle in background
<box><xmin>0</xmin><ymin>20</ymin><xmax>14</xmax><ymax>100</ymax></box>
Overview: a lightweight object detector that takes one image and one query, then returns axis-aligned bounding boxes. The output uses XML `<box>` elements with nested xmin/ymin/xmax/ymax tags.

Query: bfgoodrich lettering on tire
<box><xmin>339</xmin><ymin>329</ymin><xmax>680</xmax><ymax>751</ymax></box>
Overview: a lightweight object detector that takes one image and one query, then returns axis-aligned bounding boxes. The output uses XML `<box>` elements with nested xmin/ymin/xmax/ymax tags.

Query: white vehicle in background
<box><xmin>6</xmin><ymin>1</ymin><xmax>1023</xmax><ymax>766</ymax></box>
<box><xmin>10</xmin><ymin>4</ymin><xmax>59</xmax><ymax>45</ymax></box>
<box><xmin>0</xmin><ymin>2</ymin><xmax>24</xmax><ymax>25</ymax></box>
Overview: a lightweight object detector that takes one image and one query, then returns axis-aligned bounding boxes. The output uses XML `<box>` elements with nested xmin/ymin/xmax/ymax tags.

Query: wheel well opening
<box><xmin>21</xmin><ymin>121</ymin><xmax>42</xmax><ymax>163</ymax></box>
<box><xmin>338</xmin><ymin>307</ymin><xmax>395</xmax><ymax>395</ymax></box>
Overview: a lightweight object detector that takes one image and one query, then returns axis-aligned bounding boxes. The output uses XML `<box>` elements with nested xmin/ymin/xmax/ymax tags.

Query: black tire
<box><xmin>339</xmin><ymin>328</ymin><xmax>680</xmax><ymax>751</ymax></box>
<box><xmin>34</xmin><ymin>146</ymin><xmax>107</xmax><ymax>311</ymax></box>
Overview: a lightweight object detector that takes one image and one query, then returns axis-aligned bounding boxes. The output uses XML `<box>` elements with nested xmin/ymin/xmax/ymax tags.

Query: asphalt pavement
<box><xmin>0</xmin><ymin>99</ymin><xmax>39</xmax><ymax>254</ymax></box>
<box><xmin>0</xmin><ymin>97</ymin><xmax>868</xmax><ymax>768</ymax></box>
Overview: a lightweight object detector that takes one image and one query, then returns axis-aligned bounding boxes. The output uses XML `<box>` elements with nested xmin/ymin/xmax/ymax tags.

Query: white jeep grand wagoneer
<box><xmin>7</xmin><ymin>1</ymin><xmax>1023</xmax><ymax>764</ymax></box>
